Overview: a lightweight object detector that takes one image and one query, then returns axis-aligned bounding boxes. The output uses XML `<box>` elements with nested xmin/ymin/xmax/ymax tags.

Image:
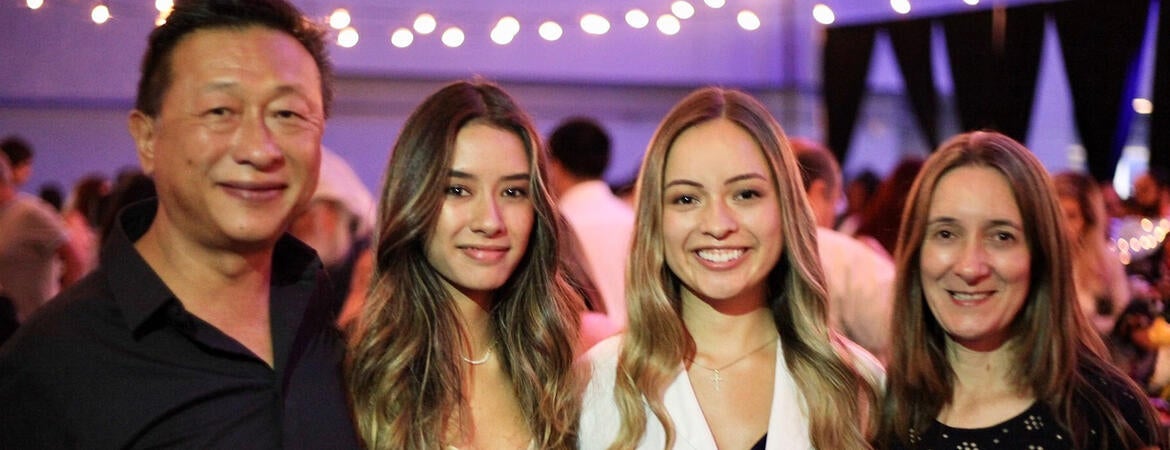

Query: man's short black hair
<box><xmin>547</xmin><ymin>117</ymin><xmax>611</xmax><ymax>180</ymax></box>
<box><xmin>134</xmin><ymin>0</ymin><xmax>333</xmax><ymax>118</ymax></box>
<box><xmin>0</xmin><ymin>136</ymin><xmax>33</xmax><ymax>168</ymax></box>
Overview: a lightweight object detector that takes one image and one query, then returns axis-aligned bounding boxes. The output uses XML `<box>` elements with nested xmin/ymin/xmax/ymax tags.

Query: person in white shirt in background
<box><xmin>792</xmin><ymin>138</ymin><xmax>895</xmax><ymax>363</ymax></box>
<box><xmin>289</xmin><ymin>147</ymin><xmax>376</xmax><ymax>319</ymax></box>
<box><xmin>546</xmin><ymin>117</ymin><xmax>632</xmax><ymax>347</ymax></box>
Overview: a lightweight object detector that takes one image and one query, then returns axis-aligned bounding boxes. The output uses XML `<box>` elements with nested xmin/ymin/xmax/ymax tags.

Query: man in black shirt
<box><xmin>0</xmin><ymin>0</ymin><xmax>359</xmax><ymax>448</ymax></box>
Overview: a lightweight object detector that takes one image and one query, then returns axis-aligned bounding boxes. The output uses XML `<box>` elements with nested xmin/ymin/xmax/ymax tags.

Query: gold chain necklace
<box><xmin>689</xmin><ymin>338</ymin><xmax>776</xmax><ymax>392</ymax></box>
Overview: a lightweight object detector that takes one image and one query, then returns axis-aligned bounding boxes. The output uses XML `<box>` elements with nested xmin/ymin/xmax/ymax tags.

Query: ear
<box><xmin>544</xmin><ymin>158</ymin><xmax>568</xmax><ymax>197</ymax></box>
<box><xmin>128</xmin><ymin>110</ymin><xmax>157</xmax><ymax>175</ymax></box>
<box><xmin>806</xmin><ymin>179</ymin><xmax>834</xmax><ymax>226</ymax></box>
<box><xmin>808</xmin><ymin>179</ymin><xmax>829</xmax><ymax>204</ymax></box>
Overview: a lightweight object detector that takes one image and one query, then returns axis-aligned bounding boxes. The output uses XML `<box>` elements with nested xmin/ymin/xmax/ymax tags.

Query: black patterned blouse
<box><xmin>889</xmin><ymin>363</ymin><xmax>1161</xmax><ymax>450</ymax></box>
<box><xmin>898</xmin><ymin>402</ymin><xmax>1073</xmax><ymax>449</ymax></box>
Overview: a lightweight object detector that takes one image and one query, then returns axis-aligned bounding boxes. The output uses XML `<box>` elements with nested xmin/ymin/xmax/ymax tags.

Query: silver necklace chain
<box><xmin>461</xmin><ymin>342</ymin><xmax>494</xmax><ymax>365</ymax></box>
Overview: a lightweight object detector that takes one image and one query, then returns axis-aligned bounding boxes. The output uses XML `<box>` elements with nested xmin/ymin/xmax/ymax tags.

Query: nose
<box><xmin>470</xmin><ymin>194</ymin><xmax>504</xmax><ymax>237</ymax></box>
<box><xmin>233</xmin><ymin>113</ymin><xmax>284</xmax><ymax>170</ymax></box>
<box><xmin>700</xmin><ymin>198</ymin><xmax>738</xmax><ymax>239</ymax></box>
<box><xmin>955</xmin><ymin>239</ymin><xmax>992</xmax><ymax>284</ymax></box>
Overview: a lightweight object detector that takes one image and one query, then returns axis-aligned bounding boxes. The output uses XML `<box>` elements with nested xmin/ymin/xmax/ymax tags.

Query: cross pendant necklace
<box><xmin>709</xmin><ymin>369</ymin><xmax>725</xmax><ymax>391</ymax></box>
<box><xmin>689</xmin><ymin>337</ymin><xmax>776</xmax><ymax>392</ymax></box>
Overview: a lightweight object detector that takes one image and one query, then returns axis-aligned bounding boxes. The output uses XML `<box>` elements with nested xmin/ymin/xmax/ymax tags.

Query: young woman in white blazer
<box><xmin>579</xmin><ymin>87</ymin><xmax>883</xmax><ymax>450</ymax></box>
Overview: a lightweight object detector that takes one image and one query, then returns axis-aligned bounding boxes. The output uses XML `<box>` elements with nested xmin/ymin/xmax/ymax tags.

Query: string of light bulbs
<box><xmin>20</xmin><ymin>0</ymin><xmax>993</xmax><ymax>48</ymax></box>
<box><xmin>321</xmin><ymin>1</ymin><xmax>764</xmax><ymax>49</ymax></box>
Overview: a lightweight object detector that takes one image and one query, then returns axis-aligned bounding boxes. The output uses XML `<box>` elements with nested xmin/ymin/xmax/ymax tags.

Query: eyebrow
<box><xmin>927</xmin><ymin>216</ymin><xmax>1023</xmax><ymax>229</ymax></box>
<box><xmin>200</xmin><ymin>81</ymin><xmax>311</xmax><ymax>99</ymax></box>
<box><xmin>202</xmin><ymin>81</ymin><xmax>237</xmax><ymax>92</ymax></box>
<box><xmin>448</xmin><ymin>170</ymin><xmax>529</xmax><ymax>182</ymax></box>
<box><xmin>664</xmin><ymin>172</ymin><xmax>768</xmax><ymax>189</ymax></box>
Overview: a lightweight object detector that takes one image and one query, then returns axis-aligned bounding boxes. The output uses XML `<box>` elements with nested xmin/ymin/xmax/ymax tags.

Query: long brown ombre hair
<box><xmin>610</xmin><ymin>87</ymin><xmax>879</xmax><ymax>449</ymax></box>
<box><xmin>345</xmin><ymin>80</ymin><xmax>583</xmax><ymax>449</ymax></box>
<box><xmin>879</xmin><ymin>131</ymin><xmax>1162</xmax><ymax>449</ymax></box>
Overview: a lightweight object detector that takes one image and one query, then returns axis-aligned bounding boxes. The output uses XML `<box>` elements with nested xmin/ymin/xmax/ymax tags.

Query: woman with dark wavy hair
<box><xmin>580</xmin><ymin>87</ymin><xmax>882</xmax><ymax>450</ymax></box>
<box><xmin>346</xmin><ymin>80</ymin><xmax>583</xmax><ymax>449</ymax></box>
<box><xmin>879</xmin><ymin>131</ymin><xmax>1163</xmax><ymax>449</ymax></box>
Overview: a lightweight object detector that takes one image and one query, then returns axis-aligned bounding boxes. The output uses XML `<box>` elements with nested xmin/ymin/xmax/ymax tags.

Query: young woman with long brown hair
<box><xmin>346</xmin><ymin>80</ymin><xmax>583</xmax><ymax>449</ymax></box>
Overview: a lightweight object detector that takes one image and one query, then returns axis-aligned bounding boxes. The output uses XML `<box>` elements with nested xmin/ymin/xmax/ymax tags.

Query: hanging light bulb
<box><xmin>390</xmin><ymin>28</ymin><xmax>414</xmax><ymax>48</ymax></box>
<box><xmin>496</xmin><ymin>16</ymin><xmax>520</xmax><ymax>36</ymax></box>
<box><xmin>580</xmin><ymin>14</ymin><xmax>610</xmax><ymax>35</ymax></box>
<box><xmin>414</xmin><ymin>13</ymin><xmax>437</xmax><ymax>35</ymax></box>
<box><xmin>704</xmin><ymin>0</ymin><xmax>726</xmax><ymax>9</ymax></box>
<box><xmin>337</xmin><ymin>26</ymin><xmax>359</xmax><ymax>48</ymax></box>
<box><xmin>91</xmin><ymin>4</ymin><xmax>111</xmax><ymax>24</ymax></box>
<box><xmin>891</xmin><ymin>0</ymin><xmax>911</xmax><ymax>14</ymax></box>
<box><xmin>329</xmin><ymin>8</ymin><xmax>351</xmax><ymax>30</ymax></box>
<box><xmin>491</xmin><ymin>17</ymin><xmax>520</xmax><ymax>45</ymax></box>
<box><xmin>737</xmin><ymin>10</ymin><xmax>760</xmax><ymax>30</ymax></box>
<box><xmin>813</xmin><ymin>4</ymin><xmax>835</xmax><ymax>25</ymax></box>
<box><xmin>490</xmin><ymin>29</ymin><xmax>514</xmax><ymax>45</ymax></box>
<box><xmin>626</xmin><ymin>9</ymin><xmax>649</xmax><ymax>29</ymax></box>
<box><xmin>671</xmin><ymin>1</ymin><xmax>695</xmax><ymax>20</ymax></box>
<box><xmin>539</xmin><ymin>21</ymin><xmax>563</xmax><ymax>41</ymax></box>
<box><xmin>26</xmin><ymin>0</ymin><xmax>44</xmax><ymax>10</ymax></box>
<box><xmin>441</xmin><ymin>27</ymin><xmax>465</xmax><ymax>47</ymax></box>
<box><xmin>656</xmin><ymin>14</ymin><xmax>681</xmax><ymax>35</ymax></box>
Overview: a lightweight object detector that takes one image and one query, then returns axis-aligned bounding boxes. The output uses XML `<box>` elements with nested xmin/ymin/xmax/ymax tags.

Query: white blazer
<box><xmin>579</xmin><ymin>335</ymin><xmax>883</xmax><ymax>450</ymax></box>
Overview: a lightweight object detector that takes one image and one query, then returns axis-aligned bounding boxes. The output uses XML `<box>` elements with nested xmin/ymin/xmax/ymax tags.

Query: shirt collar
<box><xmin>102</xmin><ymin>199</ymin><xmax>323</xmax><ymax>335</ymax></box>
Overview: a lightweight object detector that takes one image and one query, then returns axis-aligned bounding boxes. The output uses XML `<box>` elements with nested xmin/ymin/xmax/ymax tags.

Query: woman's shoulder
<box><xmin>1076</xmin><ymin>357</ymin><xmax>1163</xmax><ymax>446</ymax></box>
<box><xmin>1079</xmin><ymin>358</ymin><xmax>1149</xmax><ymax>405</ymax></box>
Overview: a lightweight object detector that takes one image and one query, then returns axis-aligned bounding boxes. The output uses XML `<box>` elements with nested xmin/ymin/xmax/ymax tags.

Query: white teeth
<box><xmin>697</xmin><ymin>249</ymin><xmax>744</xmax><ymax>263</ymax></box>
<box><xmin>951</xmin><ymin>292</ymin><xmax>988</xmax><ymax>301</ymax></box>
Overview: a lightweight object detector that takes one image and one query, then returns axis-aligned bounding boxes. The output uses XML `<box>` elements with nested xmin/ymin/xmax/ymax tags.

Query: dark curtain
<box><xmin>1150</xmin><ymin>0</ymin><xmax>1170</xmax><ymax>176</ymax></box>
<box><xmin>888</xmin><ymin>19</ymin><xmax>940</xmax><ymax>150</ymax></box>
<box><xmin>823</xmin><ymin>25</ymin><xmax>876</xmax><ymax>164</ymax></box>
<box><xmin>1054</xmin><ymin>0</ymin><xmax>1152</xmax><ymax>183</ymax></box>
<box><xmin>942</xmin><ymin>5</ymin><xmax>1045</xmax><ymax>143</ymax></box>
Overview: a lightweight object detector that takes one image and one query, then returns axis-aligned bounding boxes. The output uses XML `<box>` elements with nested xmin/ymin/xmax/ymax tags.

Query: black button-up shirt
<box><xmin>0</xmin><ymin>200</ymin><xmax>361</xmax><ymax>449</ymax></box>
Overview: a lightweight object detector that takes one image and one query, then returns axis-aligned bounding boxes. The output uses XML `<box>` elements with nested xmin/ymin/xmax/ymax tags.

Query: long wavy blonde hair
<box><xmin>610</xmin><ymin>87</ymin><xmax>879</xmax><ymax>449</ymax></box>
<box><xmin>345</xmin><ymin>80</ymin><xmax>583</xmax><ymax>449</ymax></box>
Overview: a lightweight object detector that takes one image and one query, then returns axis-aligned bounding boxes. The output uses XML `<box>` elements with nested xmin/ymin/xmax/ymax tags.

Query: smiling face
<box><xmin>424</xmin><ymin>122</ymin><xmax>534</xmax><ymax>304</ymax></box>
<box><xmin>129</xmin><ymin>26</ymin><xmax>324</xmax><ymax>251</ymax></box>
<box><xmin>661</xmin><ymin>118</ymin><xmax>783</xmax><ymax>308</ymax></box>
<box><xmin>920</xmin><ymin>165</ymin><xmax>1031</xmax><ymax>351</ymax></box>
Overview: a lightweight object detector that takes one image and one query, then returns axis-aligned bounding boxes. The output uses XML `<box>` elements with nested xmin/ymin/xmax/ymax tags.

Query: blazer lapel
<box><xmin>662</xmin><ymin>367</ymin><xmax>718</xmax><ymax>449</ymax></box>
<box><xmin>766</xmin><ymin>339</ymin><xmax>813</xmax><ymax>450</ymax></box>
